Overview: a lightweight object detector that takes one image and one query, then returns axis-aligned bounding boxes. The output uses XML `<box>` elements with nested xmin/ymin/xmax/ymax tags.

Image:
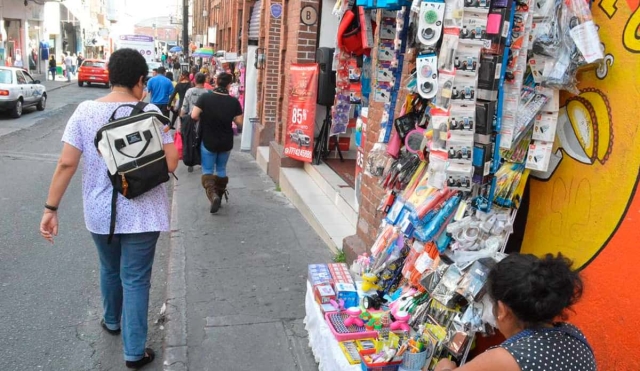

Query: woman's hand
<box><xmin>40</xmin><ymin>210</ymin><xmax>59</xmax><ymax>244</ymax></box>
<box><xmin>434</xmin><ymin>358</ymin><xmax>458</xmax><ymax>371</ymax></box>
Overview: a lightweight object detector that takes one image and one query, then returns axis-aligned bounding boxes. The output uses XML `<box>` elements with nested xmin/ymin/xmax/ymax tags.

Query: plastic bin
<box><xmin>400</xmin><ymin>349</ymin><xmax>429</xmax><ymax>370</ymax></box>
<box><xmin>359</xmin><ymin>357</ymin><xmax>402</xmax><ymax>371</ymax></box>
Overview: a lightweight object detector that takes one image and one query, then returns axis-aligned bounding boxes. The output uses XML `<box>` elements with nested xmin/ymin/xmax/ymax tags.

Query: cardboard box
<box><xmin>475</xmin><ymin>100</ymin><xmax>496</xmax><ymax>135</ymax></box>
<box><xmin>335</xmin><ymin>282</ymin><xmax>359</xmax><ymax>309</ymax></box>
<box><xmin>328</xmin><ymin>263</ymin><xmax>355</xmax><ymax>285</ymax></box>
<box><xmin>314</xmin><ymin>284</ymin><xmax>336</xmax><ymax>304</ymax></box>
<box><xmin>308</xmin><ymin>264</ymin><xmax>332</xmax><ymax>287</ymax></box>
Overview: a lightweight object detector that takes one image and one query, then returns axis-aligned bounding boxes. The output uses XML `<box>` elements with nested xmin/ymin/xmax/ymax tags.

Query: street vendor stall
<box><xmin>304</xmin><ymin>0</ymin><xmax>604</xmax><ymax>369</ymax></box>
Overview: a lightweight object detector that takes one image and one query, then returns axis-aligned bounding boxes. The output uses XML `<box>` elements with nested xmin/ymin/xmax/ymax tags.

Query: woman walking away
<box><xmin>181</xmin><ymin>73</ymin><xmax>210</xmax><ymax>173</ymax></box>
<box><xmin>39</xmin><ymin>48</ymin><xmax>179</xmax><ymax>370</ymax></box>
<box><xmin>169</xmin><ymin>71</ymin><xmax>191</xmax><ymax>129</ymax></box>
<box><xmin>434</xmin><ymin>253</ymin><xmax>595</xmax><ymax>371</ymax></box>
<box><xmin>191</xmin><ymin>72</ymin><xmax>243</xmax><ymax>213</ymax></box>
<box><xmin>48</xmin><ymin>55</ymin><xmax>56</xmax><ymax>81</ymax></box>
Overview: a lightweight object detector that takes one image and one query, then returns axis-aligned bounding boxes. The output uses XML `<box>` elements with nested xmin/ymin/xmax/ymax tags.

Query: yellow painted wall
<box><xmin>520</xmin><ymin>1</ymin><xmax>640</xmax><ymax>368</ymax></box>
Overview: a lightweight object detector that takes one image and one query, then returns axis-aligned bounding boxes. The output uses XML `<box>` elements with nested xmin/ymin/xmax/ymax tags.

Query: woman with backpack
<box><xmin>39</xmin><ymin>48</ymin><xmax>179</xmax><ymax>370</ymax></box>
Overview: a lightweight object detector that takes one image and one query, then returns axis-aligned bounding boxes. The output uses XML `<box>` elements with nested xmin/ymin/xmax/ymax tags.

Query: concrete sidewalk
<box><xmin>164</xmin><ymin>139</ymin><xmax>332</xmax><ymax>371</ymax></box>
<box><xmin>32</xmin><ymin>73</ymin><xmax>77</xmax><ymax>92</ymax></box>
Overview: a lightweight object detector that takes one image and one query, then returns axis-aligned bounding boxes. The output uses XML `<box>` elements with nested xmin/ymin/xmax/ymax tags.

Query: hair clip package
<box><xmin>438</xmin><ymin>30</ymin><xmax>460</xmax><ymax>72</ymax></box>
<box><xmin>434</xmin><ymin>71</ymin><xmax>455</xmax><ymax>110</ymax></box>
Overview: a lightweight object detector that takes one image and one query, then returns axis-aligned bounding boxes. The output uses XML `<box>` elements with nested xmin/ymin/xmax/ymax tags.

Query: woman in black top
<box><xmin>191</xmin><ymin>73</ymin><xmax>243</xmax><ymax>213</ymax></box>
<box><xmin>48</xmin><ymin>55</ymin><xmax>56</xmax><ymax>81</ymax></box>
<box><xmin>435</xmin><ymin>253</ymin><xmax>596</xmax><ymax>371</ymax></box>
<box><xmin>169</xmin><ymin>71</ymin><xmax>191</xmax><ymax>129</ymax></box>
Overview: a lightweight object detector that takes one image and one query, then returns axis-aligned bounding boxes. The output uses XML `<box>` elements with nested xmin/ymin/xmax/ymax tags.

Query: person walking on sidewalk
<box><xmin>64</xmin><ymin>53</ymin><xmax>74</xmax><ymax>82</ymax></box>
<box><xmin>180</xmin><ymin>73</ymin><xmax>209</xmax><ymax>173</ymax></box>
<box><xmin>39</xmin><ymin>48</ymin><xmax>179</xmax><ymax>370</ymax></box>
<box><xmin>48</xmin><ymin>55</ymin><xmax>56</xmax><ymax>81</ymax></box>
<box><xmin>169</xmin><ymin>70</ymin><xmax>191</xmax><ymax>129</ymax></box>
<box><xmin>191</xmin><ymin>72</ymin><xmax>243</xmax><ymax>213</ymax></box>
<box><xmin>141</xmin><ymin>66</ymin><xmax>174</xmax><ymax>117</ymax></box>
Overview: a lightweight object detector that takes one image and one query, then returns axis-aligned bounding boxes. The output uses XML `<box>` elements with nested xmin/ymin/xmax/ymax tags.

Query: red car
<box><xmin>77</xmin><ymin>59</ymin><xmax>109</xmax><ymax>87</ymax></box>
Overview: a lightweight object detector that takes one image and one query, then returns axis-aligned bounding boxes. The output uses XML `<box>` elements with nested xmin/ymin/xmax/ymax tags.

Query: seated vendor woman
<box><xmin>435</xmin><ymin>253</ymin><xmax>596</xmax><ymax>371</ymax></box>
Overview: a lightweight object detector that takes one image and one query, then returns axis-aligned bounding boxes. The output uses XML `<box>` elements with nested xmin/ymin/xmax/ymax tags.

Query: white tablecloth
<box><xmin>304</xmin><ymin>281</ymin><xmax>361</xmax><ymax>371</ymax></box>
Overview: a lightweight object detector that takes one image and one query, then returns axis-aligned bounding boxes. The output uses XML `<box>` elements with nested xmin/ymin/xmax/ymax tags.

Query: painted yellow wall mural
<box><xmin>521</xmin><ymin>0</ymin><xmax>640</xmax><ymax>269</ymax></box>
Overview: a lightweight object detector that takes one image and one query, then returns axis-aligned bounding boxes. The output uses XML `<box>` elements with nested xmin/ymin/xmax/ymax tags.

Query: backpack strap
<box><xmin>107</xmin><ymin>185</ymin><xmax>117</xmax><ymax>244</ymax></box>
<box><xmin>130</xmin><ymin>101</ymin><xmax>148</xmax><ymax>116</ymax></box>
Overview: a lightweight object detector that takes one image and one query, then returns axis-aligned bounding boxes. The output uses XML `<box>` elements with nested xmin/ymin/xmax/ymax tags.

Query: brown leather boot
<box><xmin>210</xmin><ymin>176</ymin><xmax>228</xmax><ymax>213</ymax></box>
<box><xmin>201</xmin><ymin>174</ymin><xmax>218</xmax><ymax>207</ymax></box>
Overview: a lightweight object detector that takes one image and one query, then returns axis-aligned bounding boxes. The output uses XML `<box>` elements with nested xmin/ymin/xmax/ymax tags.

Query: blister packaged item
<box><xmin>459</xmin><ymin>10</ymin><xmax>488</xmax><ymax>45</ymax></box>
<box><xmin>417</xmin><ymin>54</ymin><xmax>439</xmax><ymax>99</ymax></box>
<box><xmin>531</xmin><ymin>0</ymin><xmax>563</xmax><ymax>57</ymax></box>
<box><xmin>532</xmin><ymin>111</ymin><xmax>558</xmax><ymax>142</ymax></box>
<box><xmin>446</xmin><ymin>163</ymin><xmax>473</xmax><ymax>191</ymax></box>
<box><xmin>447</xmin><ymin>139</ymin><xmax>474</xmax><ymax>163</ymax></box>
<box><xmin>510</xmin><ymin>11</ymin><xmax>529</xmax><ymax>50</ymax></box>
<box><xmin>427</xmin><ymin>152</ymin><xmax>448</xmax><ymax>189</ymax></box>
<box><xmin>419</xmin><ymin>257</ymin><xmax>449</xmax><ymax>293</ymax></box>
<box><xmin>451</xmin><ymin>75</ymin><xmax>477</xmax><ymax>103</ymax></box>
<box><xmin>454</xmin><ymin>259</ymin><xmax>494</xmax><ymax>304</ymax></box>
<box><xmin>444</xmin><ymin>0</ymin><xmax>464</xmax><ymax>28</ymax></box>
<box><xmin>430</xmin><ymin>110</ymin><xmax>450</xmax><ymax>152</ymax></box>
<box><xmin>367</xmin><ymin>143</ymin><xmax>390</xmax><ymax>177</ymax></box>
<box><xmin>449</xmin><ymin>104</ymin><xmax>475</xmax><ymax>135</ymax></box>
<box><xmin>566</xmin><ymin>0</ymin><xmax>604</xmax><ymax>64</ymax></box>
<box><xmin>434</xmin><ymin>71</ymin><xmax>455</xmax><ymax>110</ymax></box>
<box><xmin>525</xmin><ymin>140</ymin><xmax>553</xmax><ymax>172</ymax></box>
<box><xmin>431</xmin><ymin>264</ymin><xmax>464</xmax><ymax>307</ymax></box>
<box><xmin>418</xmin><ymin>1</ymin><xmax>446</xmax><ymax>47</ymax></box>
<box><xmin>463</xmin><ymin>0</ymin><xmax>491</xmax><ymax>10</ymax></box>
<box><xmin>453</xmin><ymin>44</ymin><xmax>481</xmax><ymax>76</ymax></box>
<box><xmin>438</xmin><ymin>30</ymin><xmax>460</xmax><ymax>72</ymax></box>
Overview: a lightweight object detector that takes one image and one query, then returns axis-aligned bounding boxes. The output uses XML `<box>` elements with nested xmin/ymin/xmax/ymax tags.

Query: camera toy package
<box><xmin>459</xmin><ymin>11</ymin><xmax>488</xmax><ymax>45</ymax></box>
<box><xmin>449</xmin><ymin>105</ymin><xmax>475</xmax><ymax>133</ymax></box>
<box><xmin>417</xmin><ymin>54</ymin><xmax>439</xmax><ymax>99</ymax></box>
<box><xmin>418</xmin><ymin>1</ymin><xmax>446</xmax><ymax>47</ymax></box>
<box><xmin>454</xmin><ymin>44</ymin><xmax>481</xmax><ymax>76</ymax></box>
<box><xmin>447</xmin><ymin>139</ymin><xmax>474</xmax><ymax>162</ymax></box>
<box><xmin>446</xmin><ymin>163</ymin><xmax>473</xmax><ymax>191</ymax></box>
<box><xmin>451</xmin><ymin>75</ymin><xmax>477</xmax><ymax>102</ymax></box>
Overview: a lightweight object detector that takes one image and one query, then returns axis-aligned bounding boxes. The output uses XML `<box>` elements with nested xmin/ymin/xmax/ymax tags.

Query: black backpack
<box><xmin>94</xmin><ymin>102</ymin><xmax>171</xmax><ymax>242</ymax></box>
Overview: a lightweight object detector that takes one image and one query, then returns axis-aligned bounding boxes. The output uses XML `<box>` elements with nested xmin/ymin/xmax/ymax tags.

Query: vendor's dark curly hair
<box><xmin>216</xmin><ymin>72</ymin><xmax>233</xmax><ymax>88</ymax></box>
<box><xmin>488</xmin><ymin>253</ymin><xmax>583</xmax><ymax>327</ymax></box>
<box><xmin>107</xmin><ymin>49</ymin><xmax>148</xmax><ymax>89</ymax></box>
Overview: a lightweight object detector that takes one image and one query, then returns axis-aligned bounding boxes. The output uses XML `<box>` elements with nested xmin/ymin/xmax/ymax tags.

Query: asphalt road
<box><xmin>0</xmin><ymin>85</ymin><xmax>169</xmax><ymax>371</ymax></box>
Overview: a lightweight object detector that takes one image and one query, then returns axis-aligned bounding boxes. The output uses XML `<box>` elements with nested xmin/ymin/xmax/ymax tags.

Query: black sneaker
<box><xmin>100</xmin><ymin>319</ymin><xmax>121</xmax><ymax>335</ymax></box>
<box><xmin>125</xmin><ymin>348</ymin><xmax>155</xmax><ymax>369</ymax></box>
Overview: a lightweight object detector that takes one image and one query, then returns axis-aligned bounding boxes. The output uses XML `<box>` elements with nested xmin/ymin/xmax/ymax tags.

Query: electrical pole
<box><xmin>183</xmin><ymin>0</ymin><xmax>189</xmax><ymax>59</ymax></box>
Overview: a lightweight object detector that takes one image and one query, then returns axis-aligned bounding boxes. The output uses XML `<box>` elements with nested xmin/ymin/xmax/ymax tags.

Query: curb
<box><xmin>163</xmin><ymin>179</ymin><xmax>189</xmax><ymax>371</ymax></box>
<box><xmin>46</xmin><ymin>82</ymin><xmax>74</xmax><ymax>92</ymax></box>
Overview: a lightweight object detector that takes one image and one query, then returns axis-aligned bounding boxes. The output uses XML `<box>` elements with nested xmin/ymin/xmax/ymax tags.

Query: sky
<box><xmin>111</xmin><ymin>0</ymin><xmax>179</xmax><ymax>35</ymax></box>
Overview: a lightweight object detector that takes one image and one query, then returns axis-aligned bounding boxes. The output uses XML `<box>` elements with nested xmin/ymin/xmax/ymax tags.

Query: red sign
<box><xmin>284</xmin><ymin>64</ymin><xmax>319</xmax><ymax>163</ymax></box>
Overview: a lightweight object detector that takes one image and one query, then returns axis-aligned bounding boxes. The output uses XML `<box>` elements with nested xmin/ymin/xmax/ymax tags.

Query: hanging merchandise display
<box><xmin>305</xmin><ymin>0</ymin><xmax>603</xmax><ymax>369</ymax></box>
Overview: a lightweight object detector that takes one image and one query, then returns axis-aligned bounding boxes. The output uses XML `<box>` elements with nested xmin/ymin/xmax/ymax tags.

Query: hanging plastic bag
<box><xmin>174</xmin><ymin>131</ymin><xmax>183</xmax><ymax>160</ymax></box>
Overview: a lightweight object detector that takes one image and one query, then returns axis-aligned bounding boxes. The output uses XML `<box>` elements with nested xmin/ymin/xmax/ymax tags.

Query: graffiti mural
<box><xmin>518</xmin><ymin>0</ymin><xmax>640</xmax><ymax>270</ymax></box>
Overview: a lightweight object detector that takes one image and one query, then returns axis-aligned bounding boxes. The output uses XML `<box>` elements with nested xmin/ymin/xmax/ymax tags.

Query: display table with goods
<box><xmin>304</xmin><ymin>0</ymin><xmax>603</xmax><ymax>369</ymax></box>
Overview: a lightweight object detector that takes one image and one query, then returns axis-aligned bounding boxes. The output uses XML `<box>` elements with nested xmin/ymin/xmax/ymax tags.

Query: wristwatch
<box><xmin>44</xmin><ymin>203</ymin><xmax>58</xmax><ymax>211</ymax></box>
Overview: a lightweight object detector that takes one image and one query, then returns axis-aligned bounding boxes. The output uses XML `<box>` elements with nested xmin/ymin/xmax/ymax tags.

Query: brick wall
<box><xmin>276</xmin><ymin>0</ymin><xmax>320</xmax><ymax>145</ymax></box>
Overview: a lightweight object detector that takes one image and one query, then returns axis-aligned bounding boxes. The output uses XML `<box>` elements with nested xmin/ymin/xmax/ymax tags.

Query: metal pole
<box><xmin>183</xmin><ymin>0</ymin><xmax>189</xmax><ymax>60</ymax></box>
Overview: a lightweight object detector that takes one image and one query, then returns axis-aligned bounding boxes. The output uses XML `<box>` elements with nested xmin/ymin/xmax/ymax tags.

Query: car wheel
<box><xmin>37</xmin><ymin>95</ymin><xmax>46</xmax><ymax>111</ymax></box>
<box><xmin>87</xmin><ymin>82</ymin><xmax>92</xmax><ymax>87</ymax></box>
<box><xmin>78</xmin><ymin>81</ymin><xmax>83</xmax><ymax>87</ymax></box>
<box><xmin>11</xmin><ymin>99</ymin><xmax>23</xmax><ymax>118</ymax></box>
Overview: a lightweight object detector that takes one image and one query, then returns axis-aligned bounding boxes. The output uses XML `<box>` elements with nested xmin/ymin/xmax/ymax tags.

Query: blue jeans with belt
<box><xmin>91</xmin><ymin>231</ymin><xmax>159</xmax><ymax>362</ymax></box>
<box><xmin>201</xmin><ymin>142</ymin><xmax>231</xmax><ymax>177</ymax></box>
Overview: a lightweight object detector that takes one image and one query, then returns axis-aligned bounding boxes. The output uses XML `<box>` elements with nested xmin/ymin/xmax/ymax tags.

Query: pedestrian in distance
<box><xmin>172</xmin><ymin>59</ymin><xmax>181</xmax><ymax>82</ymax></box>
<box><xmin>48</xmin><ymin>55</ymin><xmax>56</xmax><ymax>81</ymax></box>
<box><xmin>169</xmin><ymin>70</ymin><xmax>191</xmax><ymax>130</ymax></box>
<box><xmin>434</xmin><ymin>253</ymin><xmax>596</xmax><ymax>371</ymax></box>
<box><xmin>39</xmin><ymin>48</ymin><xmax>179</xmax><ymax>370</ymax></box>
<box><xmin>191</xmin><ymin>72</ymin><xmax>243</xmax><ymax>213</ymax></box>
<box><xmin>181</xmin><ymin>73</ymin><xmax>210</xmax><ymax>173</ymax></box>
<box><xmin>71</xmin><ymin>53</ymin><xmax>77</xmax><ymax>75</ymax></box>
<box><xmin>64</xmin><ymin>53</ymin><xmax>74</xmax><ymax>82</ymax></box>
<box><xmin>142</xmin><ymin>66</ymin><xmax>174</xmax><ymax>117</ymax></box>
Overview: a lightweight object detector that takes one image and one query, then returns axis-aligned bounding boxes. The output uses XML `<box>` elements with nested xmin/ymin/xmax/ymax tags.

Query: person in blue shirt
<box><xmin>142</xmin><ymin>66</ymin><xmax>174</xmax><ymax>117</ymax></box>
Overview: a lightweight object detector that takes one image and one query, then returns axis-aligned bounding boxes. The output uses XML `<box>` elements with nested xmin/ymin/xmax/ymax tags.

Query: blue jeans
<box><xmin>201</xmin><ymin>142</ymin><xmax>230</xmax><ymax>177</ymax></box>
<box><xmin>91</xmin><ymin>232</ymin><xmax>159</xmax><ymax>362</ymax></box>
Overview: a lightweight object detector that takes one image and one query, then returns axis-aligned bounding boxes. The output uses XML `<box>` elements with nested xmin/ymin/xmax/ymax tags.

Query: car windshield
<box><xmin>0</xmin><ymin>70</ymin><xmax>12</xmax><ymax>84</ymax></box>
<box><xmin>83</xmin><ymin>61</ymin><xmax>106</xmax><ymax>68</ymax></box>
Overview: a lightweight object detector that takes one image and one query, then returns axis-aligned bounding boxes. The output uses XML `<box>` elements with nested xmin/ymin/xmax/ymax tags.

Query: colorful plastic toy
<box><xmin>361</xmin><ymin>272</ymin><xmax>381</xmax><ymax>292</ymax></box>
<box><xmin>344</xmin><ymin>307</ymin><xmax>365</xmax><ymax>327</ymax></box>
<box><xmin>390</xmin><ymin>310</ymin><xmax>412</xmax><ymax>332</ymax></box>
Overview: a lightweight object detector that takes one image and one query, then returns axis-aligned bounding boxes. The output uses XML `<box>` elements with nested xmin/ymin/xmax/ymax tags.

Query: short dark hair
<box><xmin>157</xmin><ymin>66</ymin><xmax>166</xmax><ymax>75</ymax></box>
<box><xmin>180</xmin><ymin>70</ymin><xmax>189</xmax><ymax>79</ymax></box>
<box><xmin>488</xmin><ymin>253</ymin><xmax>583</xmax><ymax>327</ymax></box>
<box><xmin>166</xmin><ymin>71</ymin><xmax>174</xmax><ymax>81</ymax></box>
<box><xmin>195</xmin><ymin>72</ymin><xmax>206</xmax><ymax>84</ymax></box>
<box><xmin>216</xmin><ymin>73</ymin><xmax>233</xmax><ymax>88</ymax></box>
<box><xmin>108</xmin><ymin>48</ymin><xmax>148</xmax><ymax>89</ymax></box>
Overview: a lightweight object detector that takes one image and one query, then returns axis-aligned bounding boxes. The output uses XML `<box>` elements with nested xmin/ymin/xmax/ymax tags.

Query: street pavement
<box><xmin>0</xmin><ymin>83</ymin><xmax>331</xmax><ymax>370</ymax></box>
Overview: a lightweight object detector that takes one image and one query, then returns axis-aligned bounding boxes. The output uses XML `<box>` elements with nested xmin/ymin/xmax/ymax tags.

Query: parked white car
<box><xmin>0</xmin><ymin>67</ymin><xmax>46</xmax><ymax>118</ymax></box>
